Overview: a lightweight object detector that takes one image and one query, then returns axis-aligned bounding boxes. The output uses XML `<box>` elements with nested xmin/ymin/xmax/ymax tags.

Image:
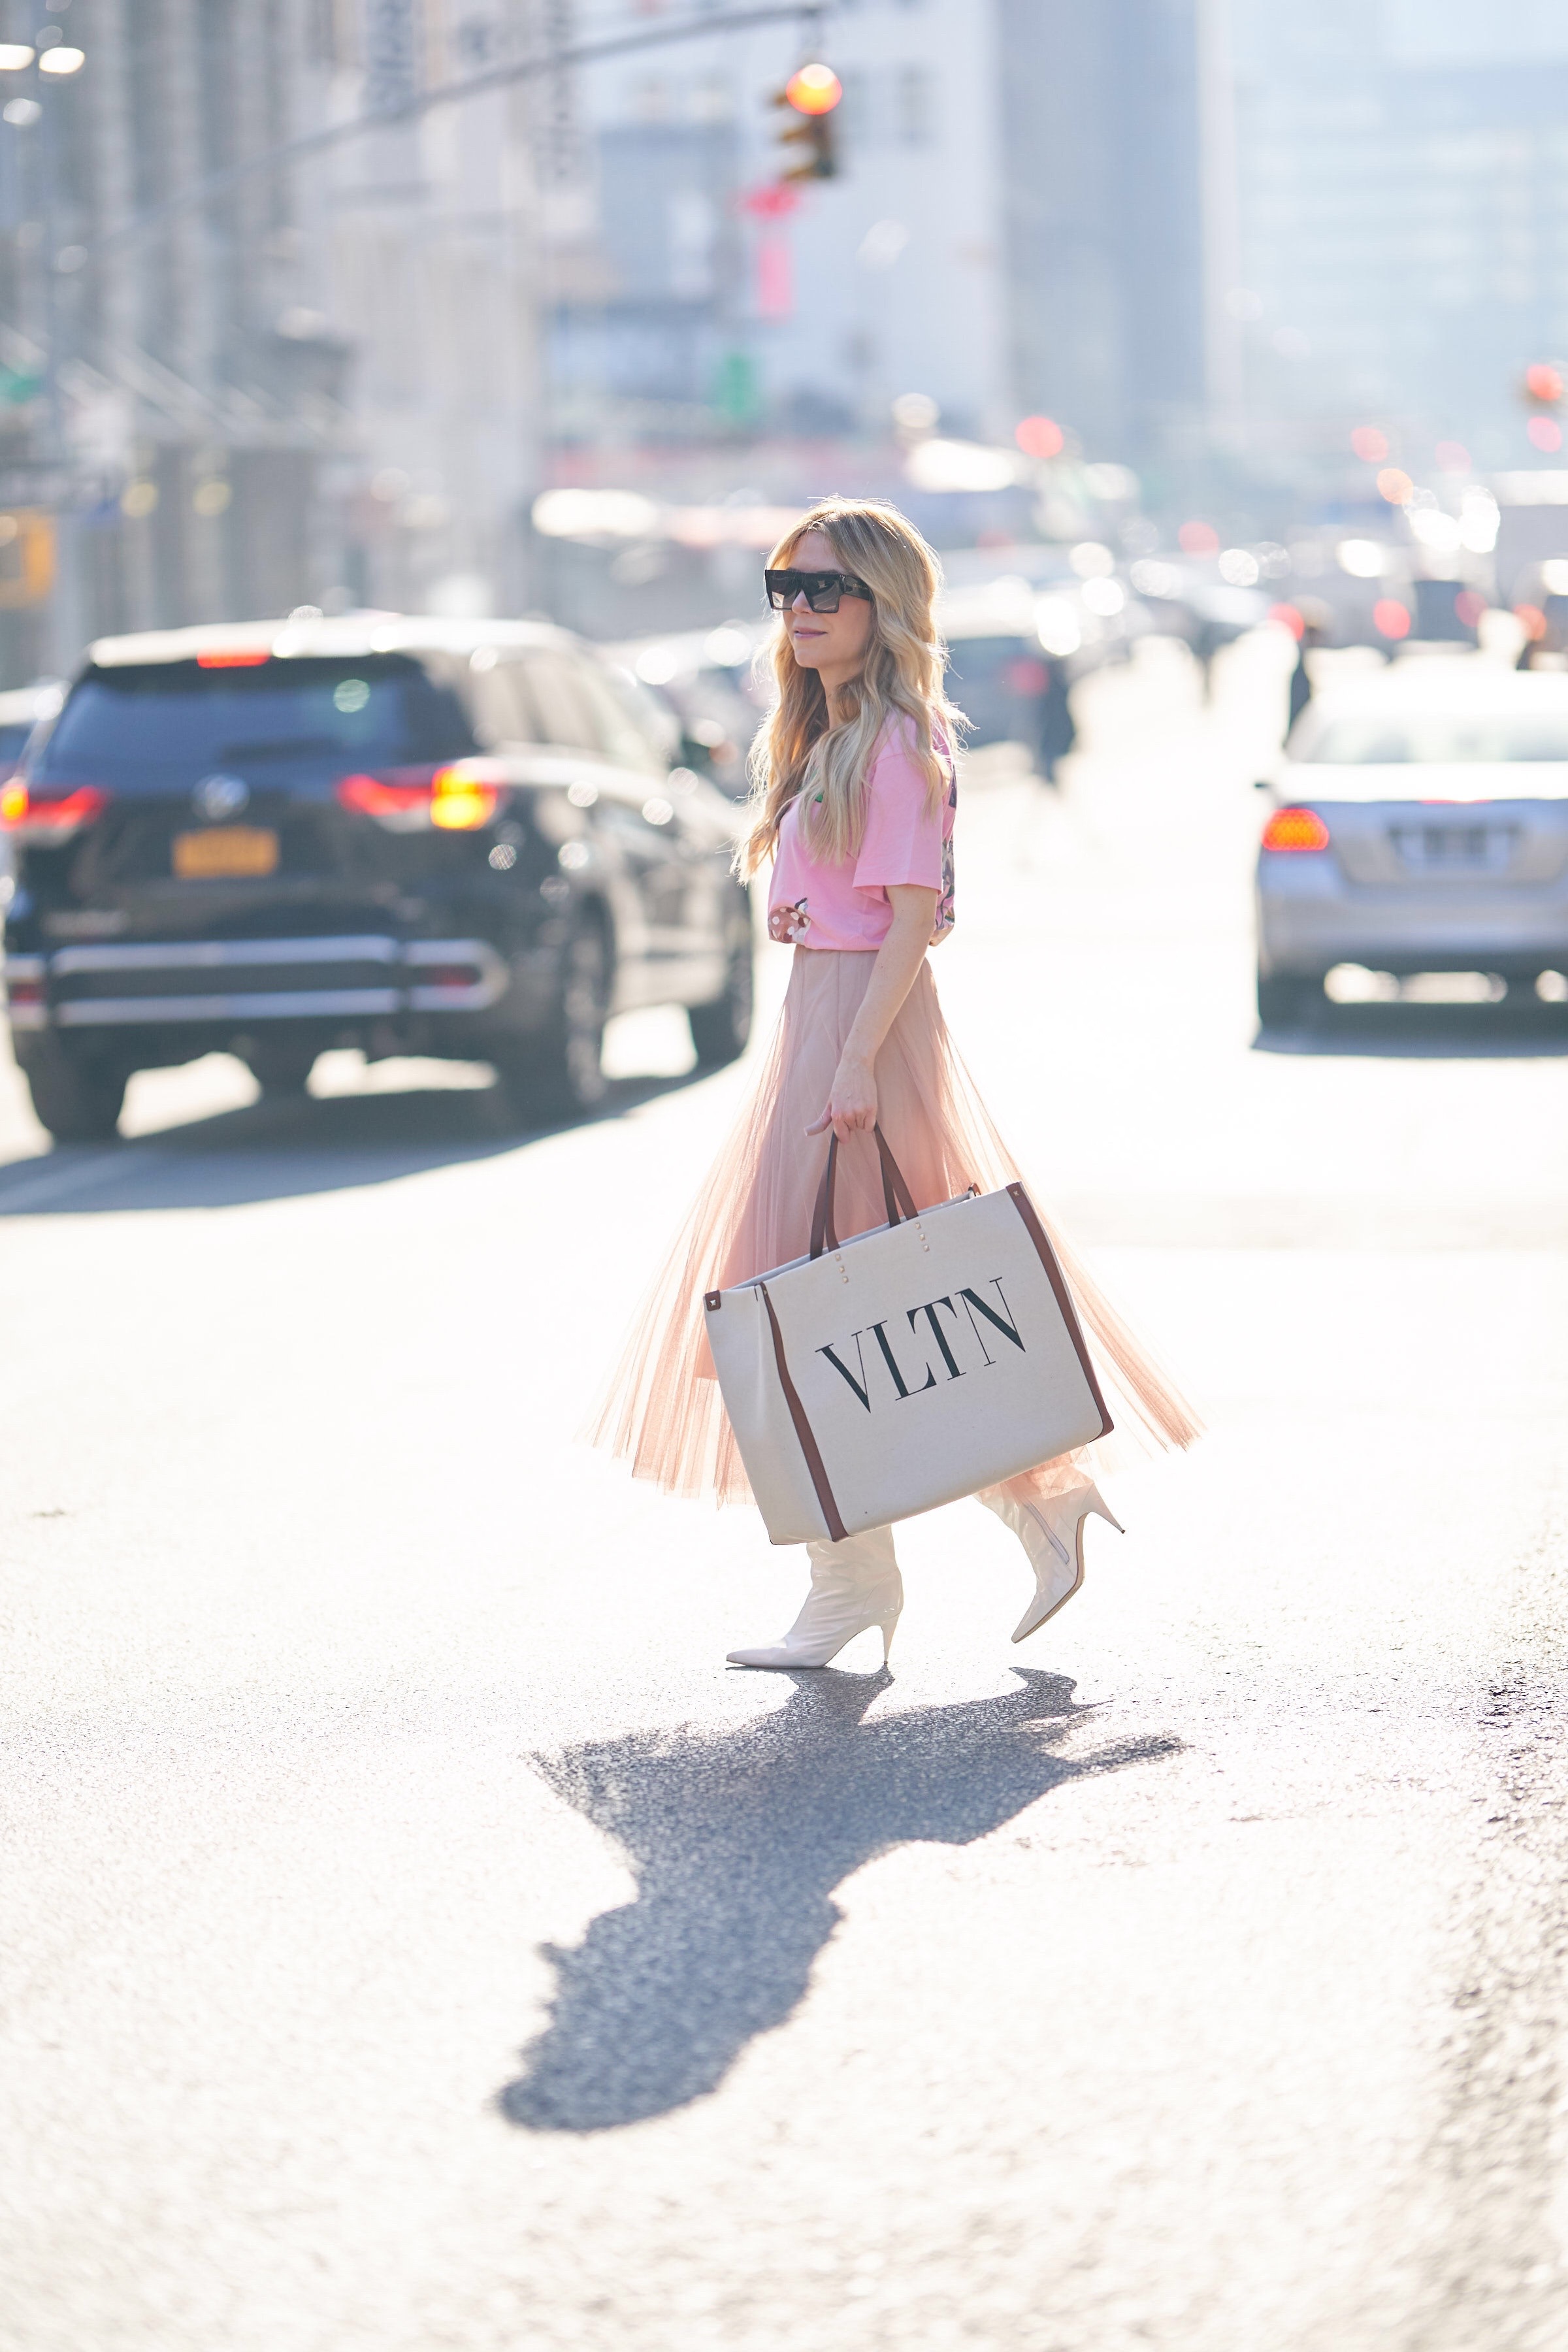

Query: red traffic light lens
<box><xmin>785</xmin><ymin>63</ymin><xmax>842</xmax><ymax>115</ymax></box>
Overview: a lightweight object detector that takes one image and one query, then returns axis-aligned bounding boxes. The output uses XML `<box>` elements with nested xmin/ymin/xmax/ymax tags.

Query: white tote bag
<box><xmin>704</xmin><ymin>1128</ymin><xmax>1111</xmax><ymax>1544</ymax></box>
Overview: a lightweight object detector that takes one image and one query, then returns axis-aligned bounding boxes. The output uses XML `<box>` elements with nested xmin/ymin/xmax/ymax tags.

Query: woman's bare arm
<box><xmin>806</xmin><ymin>884</ymin><xmax>940</xmax><ymax>1141</ymax></box>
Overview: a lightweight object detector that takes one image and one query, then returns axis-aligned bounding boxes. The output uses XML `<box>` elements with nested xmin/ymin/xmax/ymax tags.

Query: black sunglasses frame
<box><xmin>764</xmin><ymin>568</ymin><xmax>874</xmax><ymax>613</ymax></box>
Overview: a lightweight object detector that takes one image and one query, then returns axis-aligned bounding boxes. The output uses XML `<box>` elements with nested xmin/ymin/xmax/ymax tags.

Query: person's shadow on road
<box><xmin>500</xmin><ymin>1668</ymin><xmax>1179</xmax><ymax>2134</ymax></box>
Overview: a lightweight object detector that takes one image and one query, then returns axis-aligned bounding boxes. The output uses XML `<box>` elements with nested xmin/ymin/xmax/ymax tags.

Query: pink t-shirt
<box><xmin>766</xmin><ymin>718</ymin><xmax>956</xmax><ymax>952</ymax></box>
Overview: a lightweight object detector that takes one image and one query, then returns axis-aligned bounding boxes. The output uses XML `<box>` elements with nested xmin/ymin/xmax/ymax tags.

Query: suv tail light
<box><xmin>1262</xmin><ymin>806</ymin><xmax>1331</xmax><ymax>853</ymax></box>
<box><xmin>335</xmin><ymin>761</ymin><xmax>503</xmax><ymax>833</ymax></box>
<box><xmin>335</xmin><ymin>768</ymin><xmax>434</xmax><ymax>830</ymax></box>
<box><xmin>430</xmin><ymin>768</ymin><xmax>501</xmax><ymax>830</ymax></box>
<box><xmin>338</xmin><ymin>762</ymin><xmax>503</xmax><ymax>837</ymax></box>
<box><xmin>0</xmin><ymin>781</ymin><xmax>110</xmax><ymax>843</ymax></box>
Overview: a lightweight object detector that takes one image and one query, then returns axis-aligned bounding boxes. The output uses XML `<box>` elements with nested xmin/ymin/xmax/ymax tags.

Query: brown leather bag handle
<box><xmin>809</xmin><ymin>1123</ymin><xmax>920</xmax><ymax>1260</ymax></box>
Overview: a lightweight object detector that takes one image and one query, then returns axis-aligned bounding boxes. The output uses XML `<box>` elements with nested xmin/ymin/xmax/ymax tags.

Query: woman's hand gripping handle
<box><xmin>805</xmin><ymin>883</ymin><xmax>939</xmax><ymax>1143</ymax></box>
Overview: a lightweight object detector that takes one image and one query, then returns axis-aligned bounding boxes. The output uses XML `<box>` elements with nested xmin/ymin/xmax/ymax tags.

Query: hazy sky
<box><xmin>1380</xmin><ymin>0</ymin><xmax>1568</xmax><ymax>63</ymax></box>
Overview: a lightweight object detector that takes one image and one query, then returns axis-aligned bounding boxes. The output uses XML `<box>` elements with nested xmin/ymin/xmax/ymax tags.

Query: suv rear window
<box><xmin>34</xmin><ymin>656</ymin><xmax>477</xmax><ymax>779</ymax></box>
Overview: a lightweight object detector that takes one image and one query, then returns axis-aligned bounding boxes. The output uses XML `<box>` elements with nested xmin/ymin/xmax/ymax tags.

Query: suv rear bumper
<box><xmin>5</xmin><ymin>934</ymin><xmax>510</xmax><ymax>1031</ymax></box>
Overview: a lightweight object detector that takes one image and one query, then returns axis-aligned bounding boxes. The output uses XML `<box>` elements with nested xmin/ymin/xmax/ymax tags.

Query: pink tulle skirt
<box><xmin>589</xmin><ymin>947</ymin><xmax>1201</xmax><ymax>1511</ymax></box>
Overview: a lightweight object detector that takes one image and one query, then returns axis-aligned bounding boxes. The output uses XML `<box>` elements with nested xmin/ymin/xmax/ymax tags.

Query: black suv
<box><xmin>1</xmin><ymin>615</ymin><xmax>753</xmax><ymax>1141</ymax></box>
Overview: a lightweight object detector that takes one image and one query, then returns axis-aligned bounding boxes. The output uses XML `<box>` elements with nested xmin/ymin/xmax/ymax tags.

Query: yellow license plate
<box><xmin>172</xmin><ymin>826</ymin><xmax>279</xmax><ymax>879</ymax></box>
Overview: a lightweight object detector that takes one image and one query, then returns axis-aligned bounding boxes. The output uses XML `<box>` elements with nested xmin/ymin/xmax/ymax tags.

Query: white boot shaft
<box><xmin>729</xmin><ymin>1524</ymin><xmax>903</xmax><ymax>1669</ymax></box>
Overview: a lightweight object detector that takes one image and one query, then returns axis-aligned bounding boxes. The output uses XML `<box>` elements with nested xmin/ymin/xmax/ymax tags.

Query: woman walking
<box><xmin>593</xmin><ymin>498</ymin><xmax>1200</xmax><ymax>1667</ymax></box>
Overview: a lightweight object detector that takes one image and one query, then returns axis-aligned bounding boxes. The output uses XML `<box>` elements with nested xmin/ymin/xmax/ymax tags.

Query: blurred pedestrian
<box><xmin>1038</xmin><ymin>655</ymin><xmax>1077</xmax><ymax>781</ymax></box>
<box><xmin>591</xmin><ymin>498</ymin><xmax>1200</xmax><ymax>1667</ymax></box>
<box><xmin>1287</xmin><ymin>613</ymin><xmax>1328</xmax><ymax>735</ymax></box>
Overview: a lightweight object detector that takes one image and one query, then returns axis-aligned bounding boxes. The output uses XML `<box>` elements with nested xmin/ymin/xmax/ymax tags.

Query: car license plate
<box><xmin>172</xmin><ymin>826</ymin><xmax>279</xmax><ymax>879</ymax></box>
<box><xmin>1390</xmin><ymin>823</ymin><xmax>1513</xmax><ymax>874</ymax></box>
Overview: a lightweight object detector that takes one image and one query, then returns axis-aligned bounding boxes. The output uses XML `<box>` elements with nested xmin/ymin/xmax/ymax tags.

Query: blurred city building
<box><xmin>996</xmin><ymin>0</ymin><xmax>1208</xmax><ymax>484</ymax></box>
<box><xmin>3</xmin><ymin>0</ymin><xmax>1568</xmax><ymax>685</ymax></box>
<box><xmin>0</xmin><ymin>0</ymin><xmax>541</xmax><ymax>685</ymax></box>
<box><xmin>325</xmin><ymin>1</ymin><xmax>540</xmax><ymax>621</ymax></box>
<box><xmin>1227</xmin><ymin>2</ymin><xmax>1568</xmax><ymax>480</ymax></box>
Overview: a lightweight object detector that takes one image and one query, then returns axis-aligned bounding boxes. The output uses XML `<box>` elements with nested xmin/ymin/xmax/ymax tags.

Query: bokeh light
<box><xmin>1434</xmin><ymin>440</ymin><xmax>1471</xmax><ymax>474</ymax></box>
<box><xmin>1527</xmin><ymin>415</ymin><xmax>1562</xmax><ymax>453</ymax></box>
<box><xmin>891</xmin><ymin>391</ymin><xmax>939</xmax><ymax>432</ymax></box>
<box><xmin>1372</xmin><ymin>598</ymin><xmax>1411</xmax><ymax>639</ymax></box>
<box><xmin>1177</xmin><ymin>519</ymin><xmax>1220</xmax><ymax>555</ymax></box>
<box><xmin>1269</xmin><ymin>602</ymin><xmax>1305</xmax><ymax>638</ymax></box>
<box><xmin>1375</xmin><ymin>468</ymin><xmax>1414</xmax><ymax>504</ymax></box>
<box><xmin>1516</xmin><ymin>603</ymin><xmax>1548</xmax><ymax>641</ymax></box>
<box><xmin>1525</xmin><ymin>362</ymin><xmax>1564</xmax><ymax>404</ymax></box>
<box><xmin>1015</xmin><ymin>415</ymin><xmax>1064</xmax><ymax>459</ymax></box>
<box><xmin>783</xmin><ymin>64</ymin><xmax>843</xmax><ymax>115</ymax></box>
<box><xmin>1350</xmin><ymin>426</ymin><xmax>1389</xmax><ymax>463</ymax></box>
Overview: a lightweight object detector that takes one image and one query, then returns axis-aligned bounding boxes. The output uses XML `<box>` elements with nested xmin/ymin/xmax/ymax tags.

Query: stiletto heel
<box><xmin>728</xmin><ymin>1527</ymin><xmax>903</xmax><ymax>1669</ymax></box>
<box><xmin>985</xmin><ymin>1482</ymin><xmax>1122</xmax><ymax>1644</ymax></box>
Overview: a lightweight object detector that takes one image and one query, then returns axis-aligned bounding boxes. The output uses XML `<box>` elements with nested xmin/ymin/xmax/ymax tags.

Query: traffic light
<box><xmin>1522</xmin><ymin>363</ymin><xmax>1565</xmax><ymax>454</ymax></box>
<box><xmin>773</xmin><ymin>62</ymin><xmax>841</xmax><ymax>183</ymax></box>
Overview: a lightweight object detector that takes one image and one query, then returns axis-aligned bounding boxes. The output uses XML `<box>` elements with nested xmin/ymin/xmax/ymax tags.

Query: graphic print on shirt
<box><xmin>769</xmin><ymin>895</ymin><xmax>811</xmax><ymax>945</ymax></box>
<box><xmin>931</xmin><ymin>767</ymin><xmax>958</xmax><ymax>943</ymax></box>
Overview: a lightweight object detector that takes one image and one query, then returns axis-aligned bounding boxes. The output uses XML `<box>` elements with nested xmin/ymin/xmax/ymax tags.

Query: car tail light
<box><xmin>336</xmin><ymin>769</ymin><xmax>435</xmax><ymax>830</ymax></box>
<box><xmin>0</xmin><ymin>781</ymin><xmax>110</xmax><ymax>843</ymax></box>
<box><xmin>1262</xmin><ymin>806</ymin><xmax>1331</xmax><ymax>853</ymax></box>
<box><xmin>335</xmin><ymin>761</ymin><xmax>503</xmax><ymax>833</ymax></box>
<box><xmin>431</xmin><ymin>764</ymin><xmax>501</xmax><ymax>829</ymax></box>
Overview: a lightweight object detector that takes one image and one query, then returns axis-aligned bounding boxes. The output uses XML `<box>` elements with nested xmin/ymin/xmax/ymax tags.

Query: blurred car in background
<box><xmin>0</xmin><ymin>679</ymin><xmax>63</xmax><ymax>903</ymax></box>
<box><xmin>0</xmin><ymin>681</ymin><xmax>59</xmax><ymax>781</ymax></box>
<box><xmin>939</xmin><ymin>582</ymin><xmax>1076</xmax><ymax>776</ymax></box>
<box><xmin>608</xmin><ymin>620</ymin><xmax>770</xmax><ymax>800</ymax></box>
<box><xmin>1254</xmin><ymin>658</ymin><xmax>1568</xmax><ymax>1024</ymax></box>
<box><xmin>939</xmin><ymin>566</ymin><xmax>1159</xmax><ymax>776</ymax></box>
<box><xmin>1</xmin><ymin>615</ymin><xmax>751</xmax><ymax>1141</ymax></box>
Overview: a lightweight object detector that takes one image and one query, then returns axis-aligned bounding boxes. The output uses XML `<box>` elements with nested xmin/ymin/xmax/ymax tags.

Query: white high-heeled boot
<box><xmin>981</xmin><ymin>1482</ymin><xmax>1124</xmax><ymax>1643</ymax></box>
<box><xmin>727</xmin><ymin>1524</ymin><xmax>903</xmax><ymax>1669</ymax></box>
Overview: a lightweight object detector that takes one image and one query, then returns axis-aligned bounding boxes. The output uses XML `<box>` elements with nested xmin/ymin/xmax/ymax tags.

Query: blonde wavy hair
<box><xmin>736</xmin><ymin>497</ymin><xmax>962</xmax><ymax>881</ymax></box>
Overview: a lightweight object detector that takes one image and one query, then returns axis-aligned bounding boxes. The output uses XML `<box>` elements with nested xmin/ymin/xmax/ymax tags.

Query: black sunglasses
<box><xmin>765</xmin><ymin>568</ymin><xmax>874</xmax><ymax>613</ymax></box>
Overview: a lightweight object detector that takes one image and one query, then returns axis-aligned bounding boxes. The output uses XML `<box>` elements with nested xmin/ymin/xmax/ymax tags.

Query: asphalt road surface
<box><xmin>5</xmin><ymin>636</ymin><xmax>1568</xmax><ymax>2352</ymax></box>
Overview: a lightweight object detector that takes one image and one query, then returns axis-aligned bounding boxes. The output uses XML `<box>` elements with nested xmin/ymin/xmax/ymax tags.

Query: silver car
<box><xmin>1255</xmin><ymin>659</ymin><xmax>1568</xmax><ymax>1024</ymax></box>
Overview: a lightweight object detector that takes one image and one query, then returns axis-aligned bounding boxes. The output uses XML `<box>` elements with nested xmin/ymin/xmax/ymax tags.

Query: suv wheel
<box><xmin>1256</xmin><ymin>970</ymin><xmax>1319</xmax><ymax>1028</ymax></box>
<box><xmin>688</xmin><ymin>925</ymin><xmax>754</xmax><ymax>1068</ymax></box>
<box><xmin>242</xmin><ymin>1041</ymin><xmax>319</xmax><ymax>1096</ymax></box>
<box><xmin>20</xmin><ymin>1037</ymin><xmax>128</xmax><ymax>1144</ymax></box>
<box><xmin>497</xmin><ymin>920</ymin><xmax>610</xmax><ymax>1119</ymax></box>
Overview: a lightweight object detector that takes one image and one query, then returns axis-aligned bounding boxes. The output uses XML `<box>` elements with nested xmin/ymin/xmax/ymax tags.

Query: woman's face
<box><xmin>781</xmin><ymin>526</ymin><xmax>874</xmax><ymax>684</ymax></box>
